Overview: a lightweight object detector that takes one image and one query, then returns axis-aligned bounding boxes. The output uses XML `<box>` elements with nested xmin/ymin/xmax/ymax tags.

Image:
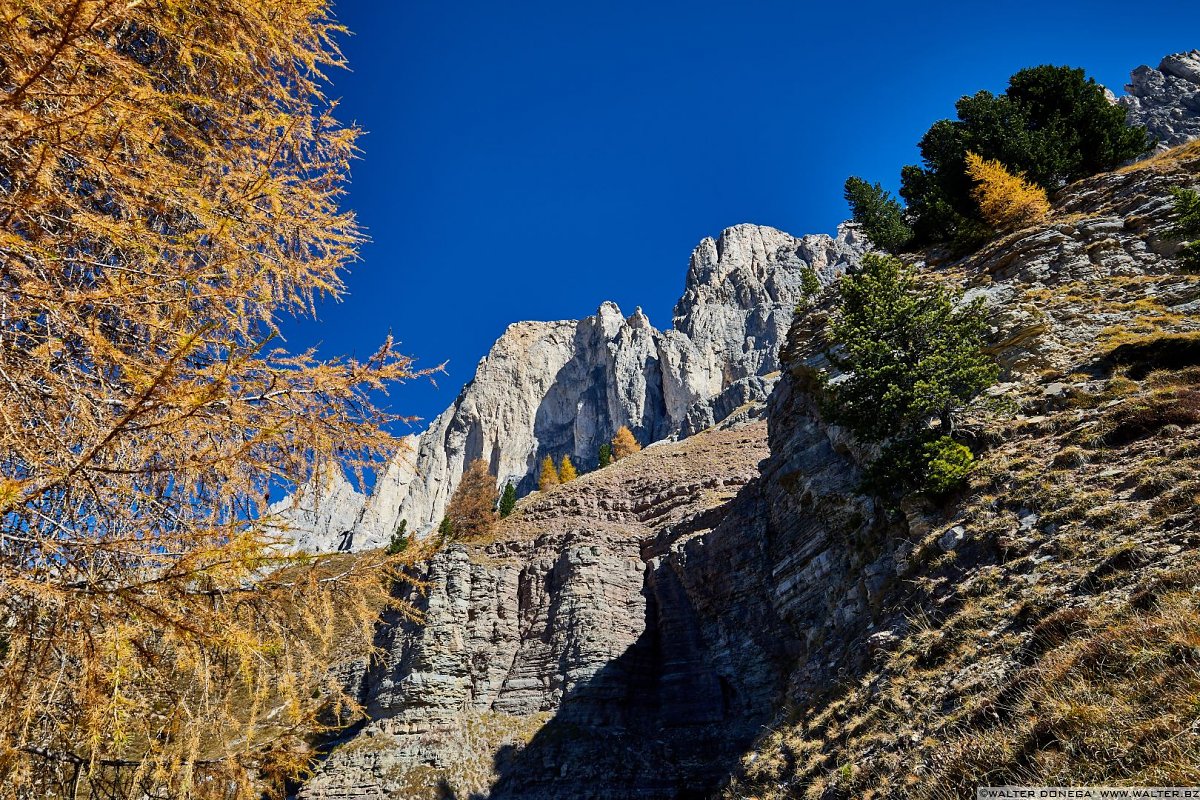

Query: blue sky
<box><xmin>281</xmin><ymin>0</ymin><xmax>1197</xmax><ymax>430</ymax></box>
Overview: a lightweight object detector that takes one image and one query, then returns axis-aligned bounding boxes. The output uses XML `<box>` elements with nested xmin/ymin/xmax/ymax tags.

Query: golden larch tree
<box><xmin>611</xmin><ymin>426</ymin><xmax>642</xmax><ymax>460</ymax></box>
<box><xmin>445</xmin><ymin>458</ymin><xmax>498</xmax><ymax>540</ymax></box>
<box><xmin>0</xmin><ymin>1</ymin><xmax>425</xmax><ymax>797</ymax></box>
<box><xmin>965</xmin><ymin>151</ymin><xmax>1051</xmax><ymax>229</ymax></box>
<box><xmin>539</xmin><ymin>455</ymin><xmax>561</xmax><ymax>490</ymax></box>
<box><xmin>558</xmin><ymin>455</ymin><xmax>578</xmax><ymax>482</ymax></box>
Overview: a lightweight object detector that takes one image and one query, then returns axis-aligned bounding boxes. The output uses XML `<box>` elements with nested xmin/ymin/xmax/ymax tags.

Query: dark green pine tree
<box><xmin>1170</xmin><ymin>187</ymin><xmax>1200</xmax><ymax>273</ymax></box>
<box><xmin>498</xmin><ymin>481</ymin><xmax>517</xmax><ymax>518</ymax></box>
<box><xmin>598</xmin><ymin>442</ymin><xmax>612</xmax><ymax>468</ymax></box>
<box><xmin>386</xmin><ymin>519</ymin><xmax>409</xmax><ymax>554</ymax></box>
<box><xmin>843</xmin><ymin>176</ymin><xmax>913</xmax><ymax>254</ymax></box>
<box><xmin>436</xmin><ymin>516</ymin><xmax>454</xmax><ymax>545</ymax></box>
<box><xmin>900</xmin><ymin>64</ymin><xmax>1153</xmax><ymax>247</ymax></box>
<box><xmin>824</xmin><ymin>253</ymin><xmax>998</xmax><ymax>496</ymax></box>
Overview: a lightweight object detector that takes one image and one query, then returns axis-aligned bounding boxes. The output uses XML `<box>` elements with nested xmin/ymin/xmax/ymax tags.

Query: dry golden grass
<box><xmin>725</xmin><ymin>338</ymin><xmax>1200</xmax><ymax>800</ymax></box>
<box><xmin>1117</xmin><ymin>139</ymin><xmax>1200</xmax><ymax>174</ymax></box>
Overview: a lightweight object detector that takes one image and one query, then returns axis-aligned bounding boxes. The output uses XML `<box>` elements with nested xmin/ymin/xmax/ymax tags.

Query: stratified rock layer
<box><xmin>275</xmin><ymin>223</ymin><xmax>865</xmax><ymax>551</ymax></box>
<box><xmin>301</xmin><ymin>420</ymin><xmax>788</xmax><ymax>799</ymax></box>
<box><xmin>298</xmin><ymin>51</ymin><xmax>1200</xmax><ymax>799</ymax></box>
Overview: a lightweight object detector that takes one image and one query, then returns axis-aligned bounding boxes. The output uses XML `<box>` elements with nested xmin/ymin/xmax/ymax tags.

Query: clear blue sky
<box><xmin>281</xmin><ymin>0</ymin><xmax>1197</xmax><ymax>430</ymax></box>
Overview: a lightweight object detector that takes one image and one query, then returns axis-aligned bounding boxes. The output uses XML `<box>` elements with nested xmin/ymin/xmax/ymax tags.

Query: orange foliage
<box><xmin>558</xmin><ymin>455</ymin><xmax>578</xmax><ymax>482</ymax></box>
<box><xmin>965</xmin><ymin>151</ymin><xmax>1051</xmax><ymax>229</ymax></box>
<box><xmin>611</xmin><ymin>426</ymin><xmax>642</xmax><ymax>460</ymax></box>
<box><xmin>446</xmin><ymin>458</ymin><xmax>498</xmax><ymax>540</ymax></box>
<box><xmin>538</xmin><ymin>455</ymin><xmax>560</xmax><ymax>491</ymax></box>
<box><xmin>0</xmin><ymin>1</ymin><xmax>426</xmax><ymax>796</ymax></box>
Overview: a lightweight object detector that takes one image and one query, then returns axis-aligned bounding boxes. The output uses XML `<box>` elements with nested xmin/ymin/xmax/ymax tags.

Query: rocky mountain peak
<box><xmin>1120</xmin><ymin>49</ymin><xmax>1200</xmax><ymax>149</ymax></box>
<box><xmin>272</xmin><ymin>223</ymin><xmax>865</xmax><ymax>551</ymax></box>
<box><xmin>673</xmin><ymin>221</ymin><xmax>864</xmax><ymax>386</ymax></box>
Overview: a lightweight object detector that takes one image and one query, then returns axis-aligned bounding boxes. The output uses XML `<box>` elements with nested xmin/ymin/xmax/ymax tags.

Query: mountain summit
<box><xmin>273</xmin><ymin>223</ymin><xmax>865</xmax><ymax>550</ymax></box>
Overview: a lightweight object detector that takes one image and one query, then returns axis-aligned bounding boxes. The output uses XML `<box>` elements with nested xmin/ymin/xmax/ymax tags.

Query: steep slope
<box><xmin>274</xmin><ymin>223</ymin><xmax>865</xmax><ymax>551</ymax></box>
<box><xmin>725</xmin><ymin>139</ymin><xmax>1200</xmax><ymax>798</ymax></box>
<box><xmin>297</xmin><ymin>51</ymin><xmax>1200</xmax><ymax>799</ymax></box>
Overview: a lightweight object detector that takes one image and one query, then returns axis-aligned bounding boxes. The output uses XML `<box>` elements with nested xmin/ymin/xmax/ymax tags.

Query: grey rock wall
<box><xmin>274</xmin><ymin>223</ymin><xmax>865</xmax><ymax>550</ymax></box>
<box><xmin>1120</xmin><ymin>49</ymin><xmax>1200</xmax><ymax>150</ymax></box>
<box><xmin>300</xmin><ymin>423</ymin><xmax>784</xmax><ymax>799</ymax></box>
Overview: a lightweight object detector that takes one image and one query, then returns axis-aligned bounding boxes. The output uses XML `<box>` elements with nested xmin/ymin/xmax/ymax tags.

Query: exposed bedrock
<box><xmin>274</xmin><ymin>223</ymin><xmax>865</xmax><ymax>550</ymax></box>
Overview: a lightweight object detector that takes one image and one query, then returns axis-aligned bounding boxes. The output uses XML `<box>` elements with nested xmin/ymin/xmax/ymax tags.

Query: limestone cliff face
<box><xmin>301</xmin><ymin>421</ymin><xmax>788</xmax><ymax>799</ymax></box>
<box><xmin>1120</xmin><ymin>49</ymin><xmax>1200</xmax><ymax>150</ymax></box>
<box><xmin>291</xmin><ymin>51</ymin><xmax>1200</xmax><ymax>798</ymax></box>
<box><xmin>673</xmin><ymin>223</ymin><xmax>853</xmax><ymax>387</ymax></box>
<box><xmin>302</xmin><ymin>128</ymin><xmax>1200</xmax><ymax>800</ymax></box>
<box><xmin>274</xmin><ymin>223</ymin><xmax>866</xmax><ymax>551</ymax></box>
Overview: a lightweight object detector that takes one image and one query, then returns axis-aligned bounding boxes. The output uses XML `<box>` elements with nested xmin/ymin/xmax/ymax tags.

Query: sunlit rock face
<box><xmin>272</xmin><ymin>222</ymin><xmax>865</xmax><ymax>551</ymax></box>
<box><xmin>290</xmin><ymin>48</ymin><xmax>1200</xmax><ymax>799</ymax></box>
<box><xmin>308</xmin><ymin>115</ymin><xmax>1200</xmax><ymax>800</ymax></box>
<box><xmin>1120</xmin><ymin>49</ymin><xmax>1200</xmax><ymax>150</ymax></box>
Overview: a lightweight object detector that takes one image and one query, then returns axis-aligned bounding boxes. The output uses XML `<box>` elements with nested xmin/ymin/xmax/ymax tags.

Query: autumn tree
<box><xmin>611</xmin><ymin>426</ymin><xmax>642</xmax><ymax>460</ymax></box>
<box><xmin>539</xmin><ymin>455</ymin><xmax>560</xmax><ymax>491</ymax></box>
<box><xmin>965</xmin><ymin>152</ymin><xmax>1051</xmax><ymax>229</ymax></box>
<box><xmin>900</xmin><ymin>65</ymin><xmax>1151</xmax><ymax>246</ymax></box>
<box><xmin>0</xmin><ymin>2</ymin><xmax>424</xmax><ymax>797</ymax></box>
<box><xmin>445</xmin><ymin>459</ymin><xmax>498</xmax><ymax>540</ymax></box>
<box><xmin>498</xmin><ymin>482</ymin><xmax>517</xmax><ymax>518</ymax></box>
<box><xmin>559</xmin><ymin>455</ymin><xmax>578</xmax><ymax>482</ymax></box>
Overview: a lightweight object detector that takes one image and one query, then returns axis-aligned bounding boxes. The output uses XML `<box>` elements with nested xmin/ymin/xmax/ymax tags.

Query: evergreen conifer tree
<box><xmin>899</xmin><ymin>65</ymin><xmax>1152</xmax><ymax>246</ymax></box>
<box><xmin>598</xmin><ymin>443</ymin><xmax>613</xmax><ymax>468</ymax></box>
<box><xmin>825</xmin><ymin>253</ymin><xmax>997</xmax><ymax>495</ymax></box>
<box><xmin>844</xmin><ymin>177</ymin><xmax>913</xmax><ymax>253</ymax></box>
<box><xmin>1170</xmin><ymin>187</ymin><xmax>1200</xmax><ymax>273</ymax></box>
<box><xmin>499</xmin><ymin>482</ymin><xmax>518</xmax><ymax>518</ymax></box>
<box><xmin>386</xmin><ymin>520</ymin><xmax>410</xmax><ymax>554</ymax></box>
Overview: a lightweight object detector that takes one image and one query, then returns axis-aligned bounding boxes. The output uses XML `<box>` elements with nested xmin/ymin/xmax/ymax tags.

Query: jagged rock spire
<box><xmin>273</xmin><ymin>223</ymin><xmax>864</xmax><ymax>551</ymax></box>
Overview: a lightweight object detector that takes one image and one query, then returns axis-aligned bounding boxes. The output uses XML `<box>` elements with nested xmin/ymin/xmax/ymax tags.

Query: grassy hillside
<box><xmin>726</xmin><ymin>141</ymin><xmax>1200</xmax><ymax>798</ymax></box>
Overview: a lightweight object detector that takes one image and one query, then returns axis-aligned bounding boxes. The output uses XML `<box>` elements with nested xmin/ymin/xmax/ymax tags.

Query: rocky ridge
<box><xmin>1121</xmin><ymin>49</ymin><xmax>1200</xmax><ymax>149</ymax></box>
<box><xmin>299</xmin><ymin>55</ymin><xmax>1200</xmax><ymax>798</ymax></box>
<box><xmin>273</xmin><ymin>223</ymin><xmax>865</xmax><ymax>551</ymax></box>
<box><xmin>301</xmin><ymin>419</ymin><xmax>784</xmax><ymax>798</ymax></box>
